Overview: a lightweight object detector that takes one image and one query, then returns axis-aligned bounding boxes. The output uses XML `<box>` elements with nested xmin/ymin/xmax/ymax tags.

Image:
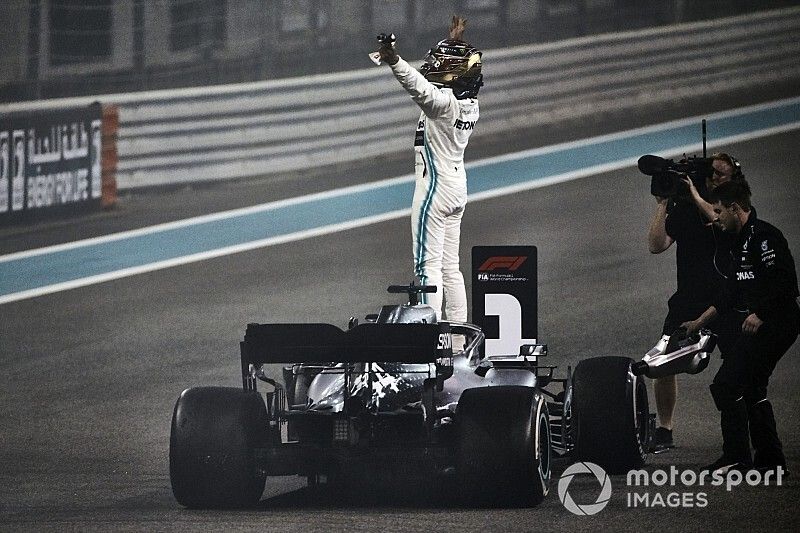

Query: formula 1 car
<box><xmin>169</xmin><ymin>281</ymin><xmax>653</xmax><ymax>509</ymax></box>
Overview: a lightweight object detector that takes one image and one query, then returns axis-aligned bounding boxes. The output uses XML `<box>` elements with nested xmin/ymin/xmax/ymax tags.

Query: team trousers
<box><xmin>710</xmin><ymin>309</ymin><xmax>799</xmax><ymax>466</ymax></box>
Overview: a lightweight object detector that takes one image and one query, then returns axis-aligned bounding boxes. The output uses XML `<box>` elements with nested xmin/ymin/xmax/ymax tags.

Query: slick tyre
<box><xmin>573</xmin><ymin>356</ymin><xmax>649</xmax><ymax>474</ymax></box>
<box><xmin>456</xmin><ymin>386</ymin><xmax>551</xmax><ymax>507</ymax></box>
<box><xmin>170</xmin><ymin>386</ymin><xmax>268</xmax><ymax>508</ymax></box>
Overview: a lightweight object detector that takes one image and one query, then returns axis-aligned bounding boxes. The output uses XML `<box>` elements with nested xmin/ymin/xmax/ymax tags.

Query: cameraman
<box><xmin>646</xmin><ymin>153</ymin><xmax>743</xmax><ymax>451</ymax></box>
<box><xmin>683</xmin><ymin>180</ymin><xmax>799</xmax><ymax>474</ymax></box>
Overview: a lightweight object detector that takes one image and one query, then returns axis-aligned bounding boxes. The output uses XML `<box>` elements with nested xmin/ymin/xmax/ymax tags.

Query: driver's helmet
<box><xmin>419</xmin><ymin>39</ymin><xmax>483</xmax><ymax>99</ymax></box>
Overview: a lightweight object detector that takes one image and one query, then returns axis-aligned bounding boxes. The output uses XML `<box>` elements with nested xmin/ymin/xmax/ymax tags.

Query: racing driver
<box><xmin>377</xmin><ymin>16</ymin><xmax>482</xmax><ymax>322</ymax></box>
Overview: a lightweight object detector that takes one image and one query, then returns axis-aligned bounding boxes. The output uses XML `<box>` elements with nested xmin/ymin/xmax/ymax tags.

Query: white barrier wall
<box><xmin>2</xmin><ymin>7</ymin><xmax>799</xmax><ymax>190</ymax></box>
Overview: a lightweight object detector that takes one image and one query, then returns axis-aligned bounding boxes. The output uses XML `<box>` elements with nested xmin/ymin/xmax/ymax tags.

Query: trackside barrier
<box><xmin>0</xmin><ymin>103</ymin><xmax>118</xmax><ymax>223</ymax></box>
<box><xmin>101</xmin><ymin>105</ymin><xmax>119</xmax><ymax>208</ymax></box>
<box><xmin>0</xmin><ymin>7</ymin><xmax>799</xmax><ymax>191</ymax></box>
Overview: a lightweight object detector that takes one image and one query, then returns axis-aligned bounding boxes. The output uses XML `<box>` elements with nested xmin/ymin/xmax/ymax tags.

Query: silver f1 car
<box><xmin>170</xmin><ymin>281</ymin><xmax>659</xmax><ymax>509</ymax></box>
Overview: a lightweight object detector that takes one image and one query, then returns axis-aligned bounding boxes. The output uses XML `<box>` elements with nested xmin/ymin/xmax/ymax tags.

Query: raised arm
<box><xmin>389</xmin><ymin>58</ymin><xmax>453</xmax><ymax>118</ymax></box>
<box><xmin>648</xmin><ymin>197</ymin><xmax>674</xmax><ymax>253</ymax></box>
<box><xmin>681</xmin><ymin>176</ymin><xmax>716</xmax><ymax>221</ymax></box>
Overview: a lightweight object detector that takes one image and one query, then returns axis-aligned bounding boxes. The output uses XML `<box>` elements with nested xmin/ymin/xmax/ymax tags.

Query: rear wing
<box><xmin>240</xmin><ymin>322</ymin><xmax>451</xmax><ymax>365</ymax></box>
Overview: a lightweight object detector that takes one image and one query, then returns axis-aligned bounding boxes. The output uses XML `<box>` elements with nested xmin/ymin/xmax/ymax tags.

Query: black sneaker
<box><xmin>651</xmin><ymin>427</ymin><xmax>675</xmax><ymax>453</ymax></box>
<box><xmin>700</xmin><ymin>456</ymin><xmax>752</xmax><ymax>474</ymax></box>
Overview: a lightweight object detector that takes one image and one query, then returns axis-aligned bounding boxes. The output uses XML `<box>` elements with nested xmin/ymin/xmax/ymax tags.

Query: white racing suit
<box><xmin>389</xmin><ymin>57</ymin><xmax>479</xmax><ymax>322</ymax></box>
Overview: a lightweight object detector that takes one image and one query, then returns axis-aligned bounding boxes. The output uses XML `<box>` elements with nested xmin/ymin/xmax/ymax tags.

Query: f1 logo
<box><xmin>478</xmin><ymin>256</ymin><xmax>527</xmax><ymax>271</ymax></box>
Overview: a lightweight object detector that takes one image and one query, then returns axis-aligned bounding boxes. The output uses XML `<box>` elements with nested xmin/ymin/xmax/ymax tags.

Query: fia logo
<box><xmin>478</xmin><ymin>273</ymin><xmax>489</xmax><ymax>281</ymax></box>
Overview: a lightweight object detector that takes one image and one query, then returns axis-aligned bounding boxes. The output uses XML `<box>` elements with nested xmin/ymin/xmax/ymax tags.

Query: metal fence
<box><xmin>120</xmin><ymin>7</ymin><xmax>800</xmax><ymax>188</ymax></box>
<box><xmin>2</xmin><ymin>7</ymin><xmax>800</xmax><ymax>189</ymax></box>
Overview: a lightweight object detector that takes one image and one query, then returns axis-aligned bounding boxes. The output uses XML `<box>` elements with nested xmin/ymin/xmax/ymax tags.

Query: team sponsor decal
<box><xmin>436</xmin><ymin>332</ymin><xmax>453</xmax><ymax>350</ymax></box>
<box><xmin>436</xmin><ymin>356</ymin><xmax>454</xmax><ymax>368</ymax></box>
<box><xmin>414</xmin><ymin>120</ymin><xmax>425</xmax><ymax>146</ymax></box>
<box><xmin>760</xmin><ymin>240</ymin><xmax>776</xmax><ymax>266</ymax></box>
<box><xmin>435</xmin><ymin>325</ymin><xmax>454</xmax><ymax>378</ymax></box>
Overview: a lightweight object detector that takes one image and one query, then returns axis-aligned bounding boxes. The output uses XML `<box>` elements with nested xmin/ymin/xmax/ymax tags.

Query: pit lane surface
<box><xmin>2</xmin><ymin>121</ymin><xmax>799</xmax><ymax>530</ymax></box>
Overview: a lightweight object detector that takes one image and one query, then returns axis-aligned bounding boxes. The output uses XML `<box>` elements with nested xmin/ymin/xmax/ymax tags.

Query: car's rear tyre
<box><xmin>573</xmin><ymin>356</ymin><xmax>649</xmax><ymax>473</ymax></box>
<box><xmin>456</xmin><ymin>386</ymin><xmax>551</xmax><ymax>507</ymax></box>
<box><xmin>170</xmin><ymin>386</ymin><xmax>268</xmax><ymax>508</ymax></box>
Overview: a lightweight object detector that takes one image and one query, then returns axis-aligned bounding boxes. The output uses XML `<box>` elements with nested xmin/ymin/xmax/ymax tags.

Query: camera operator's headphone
<box><xmin>712</xmin><ymin>153</ymin><xmax>744</xmax><ymax>181</ymax></box>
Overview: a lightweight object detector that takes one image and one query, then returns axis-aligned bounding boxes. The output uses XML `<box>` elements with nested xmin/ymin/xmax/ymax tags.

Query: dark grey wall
<box><xmin>2</xmin><ymin>0</ymin><xmax>798</xmax><ymax>103</ymax></box>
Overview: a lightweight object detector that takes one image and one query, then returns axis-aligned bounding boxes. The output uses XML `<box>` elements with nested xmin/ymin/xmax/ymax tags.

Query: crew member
<box><xmin>646</xmin><ymin>154</ymin><xmax>743</xmax><ymax>451</ymax></box>
<box><xmin>683</xmin><ymin>180</ymin><xmax>800</xmax><ymax>473</ymax></box>
<box><xmin>378</xmin><ymin>16</ymin><xmax>482</xmax><ymax>322</ymax></box>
